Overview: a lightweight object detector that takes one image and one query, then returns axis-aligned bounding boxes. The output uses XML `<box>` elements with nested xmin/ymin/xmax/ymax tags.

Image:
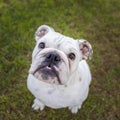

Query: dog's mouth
<box><xmin>33</xmin><ymin>65</ymin><xmax>62</xmax><ymax>85</ymax></box>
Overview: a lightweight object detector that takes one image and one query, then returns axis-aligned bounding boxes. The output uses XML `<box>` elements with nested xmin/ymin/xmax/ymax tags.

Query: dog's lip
<box><xmin>33</xmin><ymin>65</ymin><xmax>62</xmax><ymax>84</ymax></box>
<box><xmin>33</xmin><ymin>65</ymin><xmax>53</xmax><ymax>74</ymax></box>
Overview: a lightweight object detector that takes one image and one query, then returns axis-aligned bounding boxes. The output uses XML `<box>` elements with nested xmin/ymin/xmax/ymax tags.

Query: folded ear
<box><xmin>78</xmin><ymin>39</ymin><xmax>93</xmax><ymax>60</ymax></box>
<box><xmin>35</xmin><ymin>25</ymin><xmax>54</xmax><ymax>42</ymax></box>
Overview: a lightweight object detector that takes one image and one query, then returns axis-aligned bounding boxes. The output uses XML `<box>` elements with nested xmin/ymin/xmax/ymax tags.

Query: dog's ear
<box><xmin>78</xmin><ymin>39</ymin><xmax>93</xmax><ymax>60</ymax></box>
<box><xmin>35</xmin><ymin>25</ymin><xmax>54</xmax><ymax>42</ymax></box>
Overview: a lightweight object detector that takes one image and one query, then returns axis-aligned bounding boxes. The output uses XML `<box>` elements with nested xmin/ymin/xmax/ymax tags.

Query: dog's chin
<box><xmin>33</xmin><ymin>66</ymin><xmax>62</xmax><ymax>85</ymax></box>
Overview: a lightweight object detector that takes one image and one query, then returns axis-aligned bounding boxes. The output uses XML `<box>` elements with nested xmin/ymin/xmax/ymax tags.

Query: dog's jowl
<box><xmin>27</xmin><ymin>25</ymin><xmax>93</xmax><ymax>114</ymax></box>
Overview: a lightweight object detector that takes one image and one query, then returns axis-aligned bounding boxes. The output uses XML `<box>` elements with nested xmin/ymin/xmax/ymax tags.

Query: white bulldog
<box><xmin>27</xmin><ymin>25</ymin><xmax>93</xmax><ymax>114</ymax></box>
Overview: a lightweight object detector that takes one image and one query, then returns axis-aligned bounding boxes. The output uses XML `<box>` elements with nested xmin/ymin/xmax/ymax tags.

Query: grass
<box><xmin>0</xmin><ymin>0</ymin><xmax>120</xmax><ymax>120</ymax></box>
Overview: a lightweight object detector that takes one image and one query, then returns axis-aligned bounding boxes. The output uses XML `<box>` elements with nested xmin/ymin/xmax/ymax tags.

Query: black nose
<box><xmin>45</xmin><ymin>52</ymin><xmax>61</xmax><ymax>65</ymax></box>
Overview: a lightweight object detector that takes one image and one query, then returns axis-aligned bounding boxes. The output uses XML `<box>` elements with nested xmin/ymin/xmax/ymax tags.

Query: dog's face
<box><xmin>29</xmin><ymin>25</ymin><xmax>93</xmax><ymax>85</ymax></box>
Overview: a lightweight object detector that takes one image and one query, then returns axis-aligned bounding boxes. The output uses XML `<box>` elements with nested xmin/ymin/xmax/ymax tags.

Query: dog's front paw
<box><xmin>32</xmin><ymin>98</ymin><xmax>45</xmax><ymax>111</ymax></box>
<box><xmin>68</xmin><ymin>105</ymin><xmax>81</xmax><ymax>114</ymax></box>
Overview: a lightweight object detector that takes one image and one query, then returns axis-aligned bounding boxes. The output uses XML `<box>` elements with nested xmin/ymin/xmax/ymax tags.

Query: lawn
<box><xmin>0</xmin><ymin>0</ymin><xmax>120</xmax><ymax>120</ymax></box>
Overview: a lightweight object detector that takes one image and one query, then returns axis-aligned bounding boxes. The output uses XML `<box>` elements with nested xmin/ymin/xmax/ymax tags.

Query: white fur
<box><xmin>27</xmin><ymin>25</ymin><xmax>92</xmax><ymax>114</ymax></box>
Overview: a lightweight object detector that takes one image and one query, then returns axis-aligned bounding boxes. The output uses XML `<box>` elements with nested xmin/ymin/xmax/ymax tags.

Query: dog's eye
<box><xmin>39</xmin><ymin>42</ymin><xmax>45</xmax><ymax>49</ymax></box>
<box><xmin>68</xmin><ymin>53</ymin><xmax>75</xmax><ymax>60</ymax></box>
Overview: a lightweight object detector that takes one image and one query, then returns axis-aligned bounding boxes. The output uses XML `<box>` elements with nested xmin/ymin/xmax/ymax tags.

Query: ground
<box><xmin>0</xmin><ymin>0</ymin><xmax>120</xmax><ymax>120</ymax></box>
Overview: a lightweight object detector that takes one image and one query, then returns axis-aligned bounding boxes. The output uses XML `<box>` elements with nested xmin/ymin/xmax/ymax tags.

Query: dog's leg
<box><xmin>32</xmin><ymin>98</ymin><xmax>45</xmax><ymax>111</ymax></box>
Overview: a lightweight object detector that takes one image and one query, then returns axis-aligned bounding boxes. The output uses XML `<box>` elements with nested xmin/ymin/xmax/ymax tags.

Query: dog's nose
<box><xmin>45</xmin><ymin>52</ymin><xmax>61</xmax><ymax>65</ymax></box>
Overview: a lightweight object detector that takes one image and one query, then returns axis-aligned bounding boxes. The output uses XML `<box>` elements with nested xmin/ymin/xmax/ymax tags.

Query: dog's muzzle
<box><xmin>33</xmin><ymin>52</ymin><xmax>62</xmax><ymax>84</ymax></box>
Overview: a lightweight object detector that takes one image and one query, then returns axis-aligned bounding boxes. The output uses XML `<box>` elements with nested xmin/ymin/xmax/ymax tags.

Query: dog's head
<box><xmin>29</xmin><ymin>25</ymin><xmax>93</xmax><ymax>85</ymax></box>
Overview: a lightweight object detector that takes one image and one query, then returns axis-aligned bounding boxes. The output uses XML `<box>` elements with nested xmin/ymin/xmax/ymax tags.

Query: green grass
<box><xmin>0</xmin><ymin>0</ymin><xmax>120</xmax><ymax>120</ymax></box>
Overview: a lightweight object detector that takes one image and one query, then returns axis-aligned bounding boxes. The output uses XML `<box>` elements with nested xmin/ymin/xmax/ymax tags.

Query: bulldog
<box><xmin>27</xmin><ymin>25</ymin><xmax>93</xmax><ymax>114</ymax></box>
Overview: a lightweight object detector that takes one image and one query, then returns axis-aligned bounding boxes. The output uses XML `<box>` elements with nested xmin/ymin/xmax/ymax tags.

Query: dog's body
<box><xmin>27</xmin><ymin>25</ymin><xmax>93</xmax><ymax>113</ymax></box>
